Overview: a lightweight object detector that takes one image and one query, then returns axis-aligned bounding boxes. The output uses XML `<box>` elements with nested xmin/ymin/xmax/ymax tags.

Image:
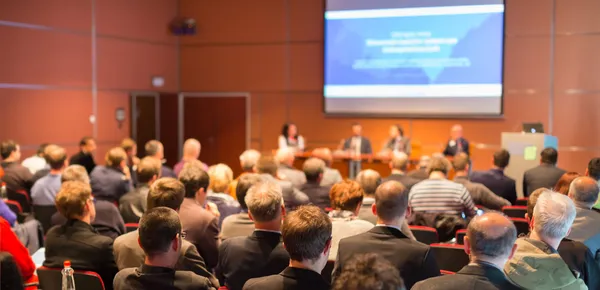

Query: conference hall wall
<box><xmin>0</xmin><ymin>0</ymin><xmax>177</xmax><ymax>161</ymax></box>
<box><xmin>180</xmin><ymin>0</ymin><xmax>600</xmax><ymax>172</ymax></box>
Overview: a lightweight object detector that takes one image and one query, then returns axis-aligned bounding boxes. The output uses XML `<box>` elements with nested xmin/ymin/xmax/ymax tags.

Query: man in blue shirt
<box><xmin>31</xmin><ymin>145</ymin><xmax>67</xmax><ymax>206</ymax></box>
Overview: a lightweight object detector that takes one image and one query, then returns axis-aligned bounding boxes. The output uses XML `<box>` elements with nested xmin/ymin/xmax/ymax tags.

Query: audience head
<box><xmin>0</xmin><ymin>140</ymin><xmax>20</xmax><ymax>161</ymax></box>
<box><xmin>182</xmin><ymin>138</ymin><xmax>201</xmax><ymax>159</ymax></box>
<box><xmin>36</xmin><ymin>143</ymin><xmax>50</xmax><ymax>157</ymax></box>
<box><xmin>390</xmin><ymin>151</ymin><xmax>409</xmax><ymax>171</ymax></box>
<box><xmin>389</xmin><ymin>125</ymin><xmax>404</xmax><ymax>138</ymax></box>
<box><xmin>311</xmin><ymin>148</ymin><xmax>334</xmax><ymax>167</ymax></box>
<box><xmin>255</xmin><ymin>155</ymin><xmax>278</xmax><ymax>176</ymax></box>
<box><xmin>138</xmin><ymin>207</ymin><xmax>182</xmax><ymax>266</ymax></box>
<box><xmin>451</xmin><ymin>124</ymin><xmax>463</xmax><ymax>139</ymax></box>
<box><xmin>236</xmin><ymin>174</ymin><xmax>263</xmax><ymax>210</ymax></box>
<box><xmin>120</xmin><ymin>138</ymin><xmax>137</xmax><ymax>157</ymax></box>
<box><xmin>374</xmin><ymin>181</ymin><xmax>409</xmax><ymax>223</ymax></box>
<box><xmin>281</xmin><ymin>123</ymin><xmax>298</xmax><ymax>138</ymax></box>
<box><xmin>137</xmin><ymin>157</ymin><xmax>162</xmax><ymax>185</ymax></box>
<box><xmin>61</xmin><ymin>165</ymin><xmax>90</xmax><ymax>184</ymax></box>
<box><xmin>144</xmin><ymin>140</ymin><xmax>164</xmax><ymax>160</ymax></box>
<box><xmin>239</xmin><ymin>150</ymin><xmax>261</xmax><ymax>172</ymax></box>
<box><xmin>303</xmin><ymin>157</ymin><xmax>325</xmax><ymax>183</ymax></box>
<box><xmin>282</xmin><ymin>205</ymin><xmax>332</xmax><ymax>270</ymax></box>
<box><xmin>356</xmin><ymin>169</ymin><xmax>382</xmax><ymax>196</ymax></box>
<box><xmin>46</xmin><ymin>146</ymin><xmax>67</xmax><ymax>171</ymax></box>
<box><xmin>568</xmin><ymin>176</ymin><xmax>600</xmax><ymax>209</ymax></box>
<box><xmin>333</xmin><ymin>253</ymin><xmax>405</xmax><ymax>290</ymax></box>
<box><xmin>178</xmin><ymin>162</ymin><xmax>210</xmax><ymax>200</ymax></box>
<box><xmin>493</xmin><ymin>149</ymin><xmax>510</xmax><ymax>169</ymax></box>
<box><xmin>275</xmin><ymin>148</ymin><xmax>295</xmax><ymax>167</ymax></box>
<box><xmin>418</xmin><ymin>155</ymin><xmax>431</xmax><ymax>169</ymax></box>
<box><xmin>452</xmin><ymin>152</ymin><xmax>470</xmax><ymax>172</ymax></box>
<box><xmin>553</xmin><ymin>172</ymin><xmax>581</xmax><ymax>195</ymax></box>
<box><xmin>465</xmin><ymin>212</ymin><xmax>517</xmax><ymax>266</ymax></box>
<box><xmin>78</xmin><ymin>137</ymin><xmax>96</xmax><ymax>154</ymax></box>
<box><xmin>330</xmin><ymin>180</ymin><xmax>364</xmax><ymax>213</ymax></box>
<box><xmin>245</xmin><ymin>181</ymin><xmax>284</xmax><ymax>225</ymax></box>
<box><xmin>427</xmin><ymin>157</ymin><xmax>450</xmax><ymax>176</ymax></box>
<box><xmin>55</xmin><ymin>181</ymin><xmax>95</xmax><ymax>222</ymax></box>
<box><xmin>526</xmin><ymin>188</ymin><xmax>547</xmax><ymax>220</ymax></box>
<box><xmin>105</xmin><ymin>147</ymin><xmax>127</xmax><ymax>168</ymax></box>
<box><xmin>207</xmin><ymin>163</ymin><xmax>233</xmax><ymax>193</ymax></box>
<box><xmin>532</xmin><ymin>190</ymin><xmax>577</xmax><ymax>246</ymax></box>
<box><xmin>586</xmin><ymin>158</ymin><xmax>600</xmax><ymax>181</ymax></box>
<box><xmin>352</xmin><ymin>122</ymin><xmax>362</xmax><ymax>136</ymax></box>
<box><xmin>540</xmin><ymin>147</ymin><xmax>559</xmax><ymax>165</ymax></box>
<box><xmin>147</xmin><ymin>178</ymin><xmax>185</xmax><ymax>211</ymax></box>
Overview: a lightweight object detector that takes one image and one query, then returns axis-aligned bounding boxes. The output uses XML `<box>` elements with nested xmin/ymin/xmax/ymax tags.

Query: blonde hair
<box><xmin>105</xmin><ymin>147</ymin><xmax>127</xmax><ymax>167</ymax></box>
<box><xmin>55</xmin><ymin>181</ymin><xmax>92</xmax><ymax>219</ymax></box>
<box><xmin>208</xmin><ymin>163</ymin><xmax>233</xmax><ymax>193</ymax></box>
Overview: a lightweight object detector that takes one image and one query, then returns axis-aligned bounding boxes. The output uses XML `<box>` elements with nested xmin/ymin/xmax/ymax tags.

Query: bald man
<box><xmin>568</xmin><ymin>176</ymin><xmax>600</xmax><ymax>260</ymax></box>
<box><xmin>383</xmin><ymin>152</ymin><xmax>419</xmax><ymax>191</ymax></box>
<box><xmin>174</xmin><ymin>138</ymin><xmax>208</xmax><ymax>177</ymax></box>
<box><xmin>413</xmin><ymin>212</ymin><xmax>520</xmax><ymax>290</ymax></box>
<box><xmin>443</xmin><ymin>125</ymin><xmax>470</xmax><ymax>157</ymax></box>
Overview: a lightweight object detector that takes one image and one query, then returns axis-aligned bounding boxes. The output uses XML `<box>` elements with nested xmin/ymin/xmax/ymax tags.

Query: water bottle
<box><xmin>61</xmin><ymin>260</ymin><xmax>76</xmax><ymax>290</ymax></box>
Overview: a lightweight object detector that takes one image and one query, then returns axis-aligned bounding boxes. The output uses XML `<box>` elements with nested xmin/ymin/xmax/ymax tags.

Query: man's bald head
<box><xmin>390</xmin><ymin>151</ymin><xmax>409</xmax><ymax>171</ymax></box>
<box><xmin>183</xmin><ymin>138</ymin><xmax>201</xmax><ymax>159</ymax></box>
<box><xmin>356</xmin><ymin>169</ymin><xmax>382</xmax><ymax>196</ymax></box>
<box><xmin>466</xmin><ymin>212</ymin><xmax>517</xmax><ymax>259</ymax></box>
<box><xmin>568</xmin><ymin>176</ymin><xmax>600</xmax><ymax>208</ymax></box>
<box><xmin>374</xmin><ymin>181</ymin><xmax>408</xmax><ymax>221</ymax></box>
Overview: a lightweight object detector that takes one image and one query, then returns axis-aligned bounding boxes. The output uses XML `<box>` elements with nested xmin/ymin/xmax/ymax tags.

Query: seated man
<box><xmin>144</xmin><ymin>140</ymin><xmax>176</xmax><ymax>178</ymax></box>
<box><xmin>216</xmin><ymin>181</ymin><xmax>290</xmax><ymax>290</ymax></box>
<box><xmin>412</xmin><ymin>212</ymin><xmax>520</xmax><ymax>290</ymax></box>
<box><xmin>567</xmin><ymin>177</ymin><xmax>600</xmax><ymax>262</ymax></box>
<box><xmin>333</xmin><ymin>253</ymin><xmax>404</xmax><ymax>290</ymax></box>
<box><xmin>220</xmin><ymin>174</ymin><xmax>263</xmax><ymax>240</ymax></box>
<box><xmin>228</xmin><ymin>149</ymin><xmax>261</xmax><ymax>199</ymax></box>
<box><xmin>31</xmin><ymin>145</ymin><xmax>67</xmax><ymax>232</ymax></box>
<box><xmin>383</xmin><ymin>152</ymin><xmax>419</xmax><ymax>191</ymax></box>
<box><xmin>256</xmin><ymin>155</ymin><xmax>309</xmax><ymax>212</ymax></box>
<box><xmin>407</xmin><ymin>156</ymin><xmax>431</xmax><ymax>181</ymax></box>
<box><xmin>523</xmin><ymin>147</ymin><xmax>566</xmax><ymax>197</ymax></box>
<box><xmin>275</xmin><ymin>148</ymin><xmax>306</xmax><ymax>188</ymax></box>
<box><xmin>43</xmin><ymin>181</ymin><xmax>119</xmax><ymax>289</ymax></box>
<box><xmin>119</xmin><ymin>157</ymin><xmax>161</xmax><ymax>223</ymax></box>
<box><xmin>470</xmin><ymin>149</ymin><xmax>518</xmax><ymax>205</ymax></box>
<box><xmin>0</xmin><ymin>140</ymin><xmax>33</xmax><ymax>193</ymax></box>
<box><xmin>311</xmin><ymin>148</ymin><xmax>343</xmax><ymax>187</ymax></box>
<box><xmin>244</xmin><ymin>205</ymin><xmax>332</xmax><ymax>290</ymax></box>
<box><xmin>298</xmin><ymin>158</ymin><xmax>331</xmax><ymax>210</ymax></box>
<box><xmin>113</xmin><ymin>207</ymin><xmax>215</xmax><ymax>290</ymax></box>
<box><xmin>90</xmin><ymin>147</ymin><xmax>133</xmax><ymax>203</ymax></box>
<box><xmin>333</xmin><ymin>181</ymin><xmax>440</xmax><ymax>289</ymax></box>
<box><xmin>452</xmin><ymin>153</ymin><xmax>510</xmax><ymax>210</ymax></box>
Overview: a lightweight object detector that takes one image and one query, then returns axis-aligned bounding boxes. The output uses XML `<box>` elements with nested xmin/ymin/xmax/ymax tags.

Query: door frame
<box><xmin>177</xmin><ymin>92</ymin><xmax>251</xmax><ymax>160</ymax></box>
<box><xmin>130</xmin><ymin>91</ymin><xmax>161</xmax><ymax>142</ymax></box>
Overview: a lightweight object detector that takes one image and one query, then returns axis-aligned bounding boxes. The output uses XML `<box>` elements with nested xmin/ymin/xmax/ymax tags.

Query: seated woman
<box><xmin>278</xmin><ymin>123</ymin><xmax>305</xmax><ymax>152</ymax></box>
<box><xmin>207</xmin><ymin>164</ymin><xmax>241</xmax><ymax>228</ymax></box>
<box><xmin>382</xmin><ymin>125</ymin><xmax>411</xmax><ymax>156</ymax></box>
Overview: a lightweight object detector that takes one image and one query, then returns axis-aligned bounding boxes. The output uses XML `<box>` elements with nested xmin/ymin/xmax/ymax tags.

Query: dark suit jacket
<box><xmin>179</xmin><ymin>198</ymin><xmax>220</xmax><ymax>270</ymax></box>
<box><xmin>44</xmin><ymin>219</ymin><xmax>119</xmax><ymax>290</ymax></box>
<box><xmin>332</xmin><ymin>226</ymin><xmax>440</xmax><ymax>289</ymax></box>
<box><xmin>454</xmin><ymin>176</ymin><xmax>511</xmax><ymax>210</ymax></box>
<box><xmin>299</xmin><ymin>182</ymin><xmax>331</xmax><ymax>211</ymax></box>
<box><xmin>90</xmin><ymin>165</ymin><xmax>132</xmax><ymax>203</ymax></box>
<box><xmin>470</xmin><ymin>169</ymin><xmax>518</xmax><ymax>205</ymax></box>
<box><xmin>408</xmin><ymin>168</ymin><xmax>429</xmax><ymax>181</ymax></box>
<box><xmin>119</xmin><ymin>184</ymin><xmax>149</xmax><ymax>224</ymax></box>
<box><xmin>243</xmin><ymin>267</ymin><xmax>329</xmax><ymax>290</ymax></box>
<box><xmin>412</xmin><ymin>263</ymin><xmax>521</xmax><ymax>290</ymax></box>
<box><xmin>383</xmin><ymin>173</ymin><xmax>420</xmax><ymax>191</ymax></box>
<box><xmin>161</xmin><ymin>165</ymin><xmax>177</xmax><ymax>178</ymax></box>
<box><xmin>443</xmin><ymin>138</ymin><xmax>470</xmax><ymax>156</ymax></box>
<box><xmin>220</xmin><ymin>213</ymin><xmax>254</xmax><ymax>241</ymax></box>
<box><xmin>216</xmin><ymin>231</ymin><xmax>290</xmax><ymax>290</ymax></box>
<box><xmin>558</xmin><ymin>238</ymin><xmax>600</xmax><ymax>290</ymax></box>
<box><xmin>523</xmin><ymin>164</ymin><xmax>566</xmax><ymax>197</ymax></box>
<box><xmin>0</xmin><ymin>162</ymin><xmax>33</xmax><ymax>193</ymax></box>
<box><xmin>51</xmin><ymin>200</ymin><xmax>126</xmax><ymax>240</ymax></box>
<box><xmin>69</xmin><ymin>151</ymin><xmax>96</xmax><ymax>175</ymax></box>
<box><xmin>113</xmin><ymin>264</ymin><xmax>215</xmax><ymax>290</ymax></box>
<box><xmin>342</xmin><ymin>136</ymin><xmax>373</xmax><ymax>154</ymax></box>
<box><xmin>383</xmin><ymin>137</ymin><xmax>411</xmax><ymax>155</ymax></box>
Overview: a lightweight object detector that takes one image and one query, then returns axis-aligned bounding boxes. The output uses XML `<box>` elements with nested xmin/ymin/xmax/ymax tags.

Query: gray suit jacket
<box><xmin>320</xmin><ymin>167</ymin><xmax>343</xmax><ymax>187</ymax></box>
<box><xmin>179</xmin><ymin>198</ymin><xmax>220</xmax><ymax>270</ymax></box>
<box><xmin>523</xmin><ymin>164</ymin><xmax>566</xmax><ymax>197</ymax></box>
<box><xmin>383</xmin><ymin>137</ymin><xmax>411</xmax><ymax>155</ymax></box>
<box><xmin>568</xmin><ymin>206</ymin><xmax>600</xmax><ymax>261</ymax></box>
<box><xmin>277</xmin><ymin>165</ymin><xmax>306</xmax><ymax>189</ymax></box>
<box><xmin>260</xmin><ymin>174</ymin><xmax>309</xmax><ymax>211</ymax></box>
<box><xmin>220</xmin><ymin>213</ymin><xmax>254</xmax><ymax>241</ymax></box>
<box><xmin>454</xmin><ymin>176</ymin><xmax>511</xmax><ymax>210</ymax></box>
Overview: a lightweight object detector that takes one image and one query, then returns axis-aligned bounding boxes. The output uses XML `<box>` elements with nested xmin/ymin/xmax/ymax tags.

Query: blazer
<box><xmin>332</xmin><ymin>226</ymin><xmax>440</xmax><ymax>289</ymax></box>
<box><xmin>43</xmin><ymin>219</ymin><xmax>119</xmax><ymax>290</ymax></box>
<box><xmin>320</xmin><ymin>167</ymin><xmax>343</xmax><ymax>187</ymax></box>
<box><xmin>119</xmin><ymin>184</ymin><xmax>150</xmax><ymax>224</ymax></box>
<box><xmin>179</xmin><ymin>198</ymin><xmax>220</xmax><ymax>270</ymax></box>
<box><xmin>412</xmin><ymin>263</ymin><xmax>521</xmax><ymax>290</ymax></box>
<box><xmin>277</xmin><ymin>165</ymin><xmax>306</xmax><ymax>189</ymax></box>
<box><xmin>558</xmin><ymin>238</ymin><xmax>600</xmax><ymax>290</ymax></box>
<box><xmin>523</xmin><ymin>164</ymin><xmax>566</xmax><ymax>197</ymax></box>
<box><xmin>68</xmin><ymin>151</ymin><xmax>96</xmax><ymax>174</ymax></box>
<box><xmin>383</xmin><ymin>173</ymin><xmax>420</xmax><ymax>191</ymax></box>
<box><xmin>443</xmin><ymin>138</ymin><xmax>470</xmax><ymax>156</ymax></box>
<box><xmin>243</xmin><ymin>267</ymin><xmax>329</xmax><ymax>290</ymax></box>
<box><xmin>259</xmin><ymin>174</ymin><xmax>309</xmax><ymax>211</ymax></box>
<box><xmin>113</xmin><ymin>264</ymin><xmax>215</xmax><ymax>290</ymax></box>
<box><xmin>408</xmin><ymin>168</ymin><xmax>429</xmax><ymax>181</ymax></box>
<box><xmin>383</xmin><ymin>137</ymin><xmax>411</xmax><ymax>155</ymax></box>
<box><xmin>299</xmin><ymin>182</ymin><xmax>331</xmax><ymax>211</ymax></box>
<box><xmin>220</xmin><ymin>212</ymin><xmax>254</xmax><ymax>241</ymax></box>
<box><xmin>51</xmin><ymin>199</ymin><xmax>126</xmax><ymax>240</ymax></box>
<box><xmin>470</xmin><ymin>169</ymin><xmax>518</xmax><ymax>205</ymax></box>
<box><xmin>90</xmin><ymin>165</ymin><xmax>132</xmax><ymax>203</ymax></box>
<box><xmin>161</xmin><ymin>165</ymin><xmax>177</xmax><ymax>178</ymax></box>
<box><xmin>216</xmin><ymin>231</ymin><xmax>290</xmax><ymax>290</ymax></box>
<box><xmin>342</xmin><ymin>136</ymin><xmax>373</xmax><ymax>154</ymax></box>
<box><xmin>454</xmin><ymin>176</ymin><xmax>511</xmax><ymax>210</ymax></box>
<box><xmin>0</xmin><ymin>162</ymin><xmax>33</xmax><ymax>193</ymax></box>
<box><xmin>567</xmin><ymin>206</ymin><xmax>600</xmax><ymax>261</ymax></box>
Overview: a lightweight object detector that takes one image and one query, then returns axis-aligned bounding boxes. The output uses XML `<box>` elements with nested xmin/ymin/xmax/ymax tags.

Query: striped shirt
<box><xmin>409</xmin><ymin>178</ymin><xmax>477</xmax><ymax>217</ymax></box>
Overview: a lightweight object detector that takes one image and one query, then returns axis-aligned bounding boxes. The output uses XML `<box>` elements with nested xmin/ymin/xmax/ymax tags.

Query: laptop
<box><xmin>522</xmin><ymin>123</ymin><xmax>544</xmax><ymax>134</ymax></box>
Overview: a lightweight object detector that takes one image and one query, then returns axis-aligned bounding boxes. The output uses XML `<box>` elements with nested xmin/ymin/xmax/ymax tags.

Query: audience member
<box><xmin>299</xmin><ymin>157</ymin><xmax>331</xmax><ymax>210</ymax></box>
<box><xmin>333</xmin><ymin>181</ymin><xmax>440</xmax><ymax>289</ymax></box>
<box><xmin>383</xmin><ymin>151</ymin><xmax>419</xmax><ymax>190</ymax></box>
<box><xmin>178</xmin><ymin>163</ymin><xmax>220</xmax><ymax>271</ymax></box>
<box><xmin>333</xmin><ymin>253</ymin><xmax>405</xmax><ymax>290</ymax></box>
<box><xmin>31</xmin><ymin>145</ymin><xmax>66</xmax><ymax>206</ymax></box>
<box><xmin>452</xmin><ymin>153</ymin><xmax>510</xmax><ymax>210</ymax></box>
<box><xmin>69</xmin><ymin>136</ymin><xmax>97</xmax><ymax>174</ymax></box>
<box><xmin>174</xmin><ymin>138</ymin><xmax>208</xmax><ymax>177</ymax></box>
<box><xmin>0</xmin><ymin>140</ymin><xmax>33</xmax><ymax>193</ymax></box>
<box><xmin>0</xmin><ymin>199</ymin><xmax>16</xmax><ymax>226</ymax></box>
<box><xmin>207</xmin><ymin>163</ymin><xmax>241</xmax><ymax>227</ymax></box>
<box><xmin>228</xmin><ymin>149</ymin><xmax>261</xmax><ymax>199</ymax></box>
<box><xmin>311</xmin><ymin>147</ymin><xmax>343</xmax><ymax>186</ymax></box>
<box><xmin>21</xmin><ymin>143</ymin><xmax>49</xmax><ymax>174</ymax></box>
<box><xmin>408</xmin><ymin>155</ymin><xmax>430</xmax><ymax>181</ymax></box>
<box><xmin>342</xmin><ymin>123</ymin><xmax>373</xmax><ymax>154</ymax></box>
<box><xmin>44</xmin><ymin>181</ymin><xmax>119</xmax><ymax>290</ymax></box>
<box><xmin>90</xmin><ymin>147</ymin><xmax>133</xmax><ymax>203</ymax></box>
<box><xmin>328</xmin><ymin>180</ymin><xmax>374</xmax><ymax>259</ymax></box>
<box><xmin>443</xmin><ymin>124</ymin><xmax>470</xmax><ymax>157</ymax></box>
<box><xmin>471</xmin><ymin>149</ymin><xmax>518</xmax><ymax>204</ymax></box>
<box><xmin>30</xmin><ymin>143</ymin><xmax>58</xmax><ymax>184</ymax></box>
<box><xmin>119</xmin><ymin>157</ymin><xmax>161</xmax><ymax>223</ymax></box>
<box><xmin>256</xmin><ymin>155</ymin><xmax>309</xmax><ymax>211</ymax></box>
<box><xmin>275</xmin><ymin>148</ymin><xmax>306</xmax><ymax>188</ymax></box>
<box><xmin>554</xmin><ymin>172</ymin><xmax>582</xmax><ymax>195</ymax></box>
<box><xmin>220</xmin><ymin>174</ymin><xmax>263</xmax><ymax>240</ymax></box>
<box><xmin>120</xmin><ymin>138</ymin><xmax>139</xmax><ymax>186</ymax></box>
<box><xmin>145</xmin><ymin>140</ymin><xmax>176</xmax><ymax>178</ymax></box>
<box><xmin>413</xmin><ymin>212</ymin><xmax>520</xmax><ymax>290</ymax></box>
<box><xmin>278</xmin><ymin>123</ymin><xmax>305</xmax><ymax>152</ymax></box>
<box><xmin>567</xmin><ymin>177</ymin><xmax>600</xmax><ymax>262</ymax></box>
<box><xmin>244</xmin><ymin>205</ymin><xmax>332</xmax><ymax>290</ymax></box>
<box><xmin>217</xmin><ymin>181</ymin><xmax>289</xmax><ymax>290</ymax></box>
<box><xmin>523</xmin><ymin>147</ymin><xmax>566</xmax><ymax>197</ymax></box>
<box><xmin>585</xmin><ymin>158</ymin><xmax>600</xmax><ymax>210</ymax></box>
<box><xmin>505</xmin><ymin>190</ymin><xmax>587</xmax><ymax>289</ymax></box>
<box><xmin>0</xmin><ymin>217</ymin><xmax>36</xmax><ymax>283</ymax></box>
<box><xmin>113</xmin><ymin>207</ymin><xmax>215</xmax><ymax>290</ymax></box>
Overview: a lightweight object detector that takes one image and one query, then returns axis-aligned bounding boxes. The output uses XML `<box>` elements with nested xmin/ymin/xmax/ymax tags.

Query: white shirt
<box><xmin>351</xmin><ymin>137</ymin><xmax>362</xmax><ymax>155</ymax></box>
<box><xmin>21</xmin><ymin>155</ymin><xmax>48</xmax><ymax>174</ymax></box>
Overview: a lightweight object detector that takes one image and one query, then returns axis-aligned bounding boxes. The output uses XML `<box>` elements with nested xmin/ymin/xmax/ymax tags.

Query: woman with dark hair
<box><xmin>278</xmin><ymin>123</ymin><xmax>305</xmax><ymax>152</ymax></box>
<box><xmin>553</xmin><ymin>171</ymin><xmax>581</xmax><ymax>195</ymax></box>
<box><xmin>382</xmin><ymin>125</ymin><xmax>411</xmax><ymax>155</ymax></box>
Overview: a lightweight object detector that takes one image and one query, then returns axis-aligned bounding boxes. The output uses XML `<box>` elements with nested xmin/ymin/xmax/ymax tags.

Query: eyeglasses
<box><xmin>179</xmin><ymin>231</ymin><xmax>188</xmax><ymax>240</ymax></box>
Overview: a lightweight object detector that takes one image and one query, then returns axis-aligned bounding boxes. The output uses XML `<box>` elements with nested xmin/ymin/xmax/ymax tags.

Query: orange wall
<box><xmin>179</xmin><ymin>0</ymin><xmax>600</xmax><ymax>172</ymax></box>
<box><xmin>0</xmin><ymin>0</ymin><xmax>178</xmax><ymax>161</ymax></box>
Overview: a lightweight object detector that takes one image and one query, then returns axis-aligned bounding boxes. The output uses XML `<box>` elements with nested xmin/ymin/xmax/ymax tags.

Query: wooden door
<box><xmin>131</xmin><ymin>93</ymin><xmax>158</xmax><ymax>159</ymax></box>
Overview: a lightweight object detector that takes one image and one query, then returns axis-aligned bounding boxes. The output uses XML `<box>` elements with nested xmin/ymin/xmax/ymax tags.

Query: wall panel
<box><xmin>556</xmin><ymin>0</ymin><xmax>600</xmax><ymax>33</ymax></box>
<box><xmin>0</xmin><ymin>0</ymin><xmax>91</xmax><ymax>31</ymax></box>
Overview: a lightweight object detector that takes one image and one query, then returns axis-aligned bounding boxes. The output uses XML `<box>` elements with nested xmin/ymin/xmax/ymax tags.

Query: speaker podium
<box><xmin>501</xmin><ymin>133</ymin><xmax>558</xmax><ymax>198</ymax></box>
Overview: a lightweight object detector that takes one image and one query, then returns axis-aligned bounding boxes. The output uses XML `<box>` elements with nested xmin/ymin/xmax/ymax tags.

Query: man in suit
<box><xmin>383</xmin><ymin>152</ymin><xmax>419</xmax><ymax>190</ymax></box>
<box><xmin>332</xmin><ymin>181</ymin><xmax>440</xmax><ymax>289</ymax></box>
<box><xmin>311</xmin><ymin>148</ymin><xmax>343</xmax><ymax>187</ymax></box>
<box><xmin>244</xmin><ymin>205</ymin><xmax>331</xmax><ymax>290</ymax></box>
<box><xmin>43</xmin><ymin>181</ymin><xmax>119</xmax><ymax>290</ymax></box>
<box><xmin>113</xmin><ymin>178</ymin><xmax>217</xmax><ymax>285</ymax></box>
<box><xmin>342</xmin><ymin>123</ymin><xmax>373</xmax><ymax>154</ymax></box>
<box><xmin>228</xmin><ymin>150</ymin><xmax>261</xmax><ymax>200</ymax></box>
<box><xmin>382</xmin><ymin>125</ymin><xmax>411</xmax><ymax>156</ymax></box>
<box><xmin>221</xmin><ymin>174</ymin><xmax>263</xmax><ymax>240</ymax></box>
<box><xmin>178</xmin><ymin>163</ymin><xmax>220</xmax><ymax>271</ymax></box>
<box><xmin>256</xmin><ymin>155</ymin><xmax>309</xmax><ymax>211</ymax></box>
<box><xmin>145</xmin><ymin>140</ymin><xmax>177</xmax><ymax>178</ymax></box>
<box><xmin>452</xmin><ymin>153</ymin><xmax>510</xmax><ymax>210</ymax></box>
<box><xmin>470</xmin><ymin>149</ymin><xmax>518</xmax><ymax>205</ymax></box>
<box><xmin>333</xmin><ymin>253</ymin><xmax>405</xmax><ymax>290</ymax></box>
<box><xmin>443</xmin><ymin>124</ymin><xmax>470</xmax><ymax>157</ymax></box>
<box><xmin>568</xmin><ymin>177</ymin><xmax>600</xmax><ymax>262</ymax></box>
<box><xmin>407</xmin><ymin>155</ymin><xmax>431</xmax><ymax>181</ymax></box>
<box><xmin>0</xmin><ymin>140</ymin><xmax>33</xmax><ymax>193</ymax></box>
<box><xmin>217</xmin><ymin>181</ymin><xmax>290</xmax><ymax>290</ymax></box>
<box><xmin>113</xmin><ymin>207</ymin><xmax>215</xmax><ymax>290</ymax></box>
<box><xmin>412</xmin><ymin>212</ymin><xmax>520</xmax><ymax>290</ymax></box>
<box><xmin>523</xmin><ymin>147</ymin><xmax>566</xmax><ymax>197</ymax></box>
<box><xmin>299</xmin><ymin>158</ymin><xmax>331</xmax><ymax>211</ymax></box>
<box><xmin>275</xmin><ymin>148</ymin><xmax>306</xmax><ymax>188</ymax></box>
<box><xmin>90</xmin><ymin>147</ymin><xmax>133</xmax><ymax>203</ymax></box>
<box><xmin>69</xmin><ymin>136</ymin><xmax>97</xmax><ymax>174</ymax></box>
<box><xmin>119</xmin><ymin>157</ymin><xmax>161</xmax><ymax>223</ymax></box>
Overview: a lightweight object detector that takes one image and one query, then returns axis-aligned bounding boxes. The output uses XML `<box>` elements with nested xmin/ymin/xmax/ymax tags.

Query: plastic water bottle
<box><xmin>61</xmin><ymin>260</ymin><xmax>76</xmax><ymax>290</ymax></box>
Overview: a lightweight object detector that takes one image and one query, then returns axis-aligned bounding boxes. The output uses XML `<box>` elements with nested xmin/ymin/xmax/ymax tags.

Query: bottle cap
<box><xmin>64</xmin><ymin>261</ymin><xmax>71</xmax><ymax>267</ymax></box>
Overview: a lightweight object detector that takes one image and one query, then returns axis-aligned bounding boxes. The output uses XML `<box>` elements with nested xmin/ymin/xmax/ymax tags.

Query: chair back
<box><xmin>409</xmin><ymin>226</ymin><xmax>439</xmax><ymax>245</ymax></box>
<box><xmin>37</xmin><ymin>266</ymin><xmax>105</xmax><ymax>290</ymax></box>
<box><xmin>502</xmin><ymin>206</ymin><xmax>527</xmax><ymax>218</ymax></box>
<box><xmin>515</xmin><ymin>198</ymin><xmax>528</xmax><ymax>206</ymax></box>
<box><xmin>321</xmin><ymin>260</ymin><xmax>335</xmax><ymax>284</ymax></box>
<box><xmin>0</xmin><ymin>252</ymin><xmax>25</xmax><ymax>290</ymax></box>
<box><xmin>440</xmin><ymin>270</ymin><xmax>456</xmax><ymax>275</ymax></box>
<box><xmin>510</xmin><ymin>217</ymin><xmax>530</xmax><ymax>237</ymax></box>
<box><xmin>430</xmin><ymin>243</ymin><xmax>469</xmax><ymax>272</ymax></box>
<box><xmin>33</xmin><ymin>205</ymin><xmax>58</xmax><ymax>234</ymax></box>
<box><xmin>7</xmin><ymin>189</ymin><xmax>31</xmax><ymax>213</ymax></box>
<box><xmin>125</xmin><ymin>223</ymin><xmax>139</xmax><ymax>233</ymax></box>
<box><xmin>455</xmin><ymin>229</ymin><xmax>467</xmax><ymax>245</ymax></box>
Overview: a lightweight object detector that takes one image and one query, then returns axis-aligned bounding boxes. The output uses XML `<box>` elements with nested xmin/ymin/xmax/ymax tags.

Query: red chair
<box><xmin>502</xmin><ymin>206</ymin><xmax>527</xmax><ymax>218</ymax></box>
<box><xmin>430</xmin><ymin>243</ymin><xmax>469</xmax><ymax>272</ymax></box>
<box><xmin>37</xmin><ymin>266</ymin><xmax>105</xmax><ymax>290</ymax></box>
<box><xmin>125</xmin><ymin>223</ymin><xmax>139</xmax><ymax>233</ymax></box>
<box><xmin>510</xmin><ymin>217</ymin><xmax>530</xmax><ymax>237</ymax></box>
<box><xmin>515</xmin><ymin>198</ymin><xmax>528</xmax><ymax>206</ymax></box>
<box><xmin>409</xmin><ymin>226</ymin><xmax>439</xmax><ymax>245</ymax></box>
<box><xmin>440</xmin><ymin>270</ymin><xmax>456</xmax><ymax>275</ymax></box>
<box><xmin>455</xmin><ymin>229</ymin><xmax>467</xmax><ymax>245</ymax></box>
<box><xmin>7</xmin><ymin>189</ymin><xmax>31</xmax><ymax>213</ymax></box>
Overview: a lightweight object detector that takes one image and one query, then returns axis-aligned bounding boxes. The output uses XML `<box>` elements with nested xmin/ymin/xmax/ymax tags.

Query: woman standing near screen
<box><xmin>278</xmin><ymin>123</ymin><xmax>305</xmax><ymax>152</ymax></box>
<box><xmin>382</xmin><ymin>125</ymin><xmax>411</xmax><ymax>155</ymax></box>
